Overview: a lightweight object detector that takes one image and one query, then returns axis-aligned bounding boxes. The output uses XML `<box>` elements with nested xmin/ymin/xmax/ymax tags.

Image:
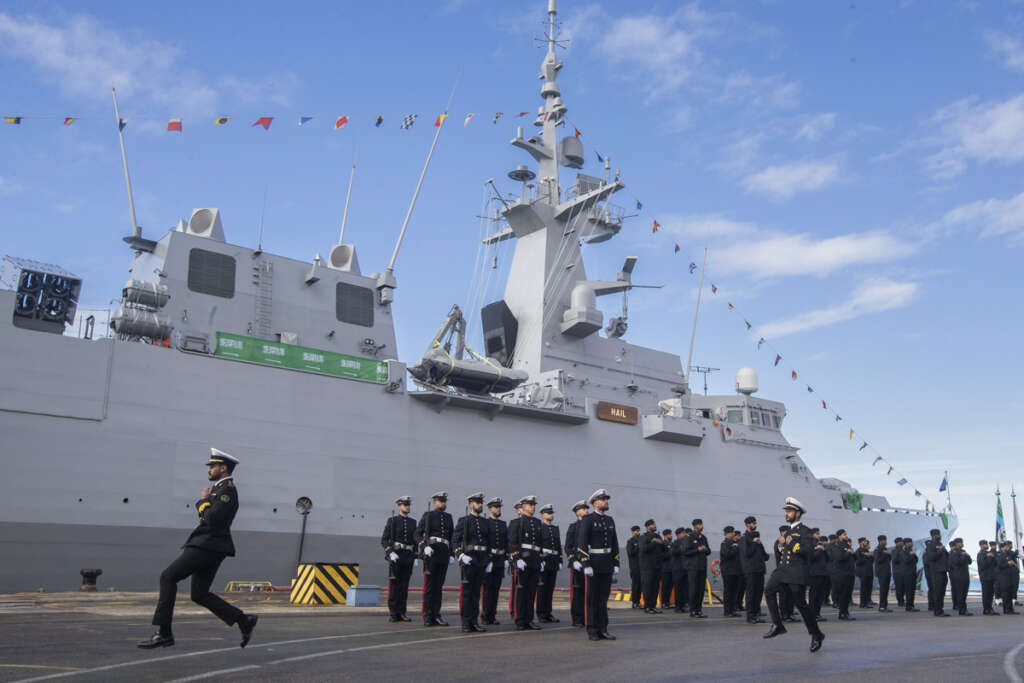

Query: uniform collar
<box><xmin>212</xmin><ymin>476</ymin><xmax>233</xmax><ymax>487</ymax></box>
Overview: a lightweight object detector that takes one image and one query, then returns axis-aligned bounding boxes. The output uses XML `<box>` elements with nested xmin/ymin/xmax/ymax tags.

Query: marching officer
<box><xmin>671</xmin><ymin>527</ymin><xmax>690</xmax><ymax>613</ymax></box>
<box><xmin>774</xmin><ymin>525</ymin><xmax>795</xmax><ymax>621</ymax></box>
<box><xmin>508</xmin><ymin>495</ymin><xmax>544</xmax><ymax>630</ymax></box>
<box><xmin>924</xmin><ymin>529</ymin><xmax>950</xmax><ymax>617</ymax></box>
<box><xmin>762</xmin><ymin>498</ymin><xmax>825</xmax><ymax>653</ymax></box>
<box><xmin>639</xmin><ymin>519</ymin><xmax>663</xmax><ymax>614</ymax></box>
<box><xmin>829</xmin><ymin>529</ymin><xmax>856</xmax><ymax>620</ymax></box>
<box><xmin>575</xmin><ymin>489</ymin><xmax>619</xmax><ymax>641</ymax></box>
<box><xmin>626</xmin><ymin>525</ymin><xmax>642</xmax><ymax>609</ymax></box>
<box><xmin>808</xmin><ymin>528</ymin><xmax>830</xmax><ymax>622</ymax></box>
<box><xmin>854</xmin><ymin>537</ymin><xmax>874</xmax><ymax>608</ymax></box>
<box><xmin>740</xmin><ymin>516</ymin><xmax>768</xmax><ymax>624</ymax></box>
<box><xmin>682</xmin><ymin>518</ymin><xmax>711</xmax><ymax>618</ymax></box>
<box><xmin>947</xmin><ymin>538</ymin><xmax>972</xmax><ymax>616</ymax></box>
<box><xmin>978</xmin><ymin>540</ymin><xmax>998</xmax><ymax>615</ymax></box>
<box><xmin>415</xmin><ymin>491</ymin><xmax>455</xmax><ymax>626</ymax></box>
<box><xmin>139</xmin><ymin>449</ymin><xmax>257</xmax><ymax>649</ymax></box>
<box><xmin>481</xmin><ymin>497</ymin><xmax>507</xmax><ymax>625</ymax></box>
<box><xmin>874</xmin><ymin>535</ymin><xmax>893</xmax><ymax>612</ymax></box>
<box><xmin>382</xmin><ymin>495</ymin><xmax>416</xmax><ymax>622</ymax></box>
<box><xmin>998</xmin><ymin>540</ymin><xmax>1020</xmax><ymax>614</ymax></box>
<box><xmin>899</xmin><ymin>537</ymin><xmax>920</xmax><ymax>611</ymax></box>
<box><xmin>454</xmin><ymin>492</ymin><xmax>495</xmax><ymax>632</ymax></box>
<box><xmin>720</xmin><ymin>526</ymin><xmax>742</xmax><ymax>617</ymax></box>
<box><xmin>536</xmin><ymin>503</ymin><xmax>562</xmax><ymax>623</ymax></box>
<box><xmin>565</xmin><ymin>500</ymin><xmax>590</xmax><ymax>627</ymax></box>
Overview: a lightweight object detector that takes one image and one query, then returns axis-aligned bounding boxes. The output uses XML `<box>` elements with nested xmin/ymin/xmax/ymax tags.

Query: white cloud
<box><xmin>796</xmin><ymin>112</ymin><xmax>837</xmax><ymax>141</ymax></box>
<box><xmin>718</xmin><ymin>71</ymin><xmax>801</xmax><ymax>110</ymax></box>
<box><xmin>0</xmin><ymin>12</ymin><xmax>297</xmax><ymax>114</ymax></box>
<box><xmin>742</xmin><ymin>160</ymin><xmax>840</xmax><ymax>199</ymax></box>
<box><xmin>662</xmin><ymin>213</ymin><xmax>758</xmax><ymax>240</ymax></box>
<box><xmin>934</xmin><ymin>190</ymin><xmax>1024</xmax><ymax>243</ymax></box>
<box><xmin>758</xmin><ymin>278</ymin><xmax>920</xmax><ymax>338</ymax></box>
<box><xmin>924</xmin><ymin>94</ymin><xmax>1024</xmax><ymax>179</ymax></box>
<box><xmin>0</xmin><ymin>176</ymin><xmax>25</xmax><ymax>195</ymax></box>
<box><xmin>985</xmin><ymin>30</ymin><xmax>1024</xmax><ymax>72</ymax></box>
<box><xmin>712</xmin><ymin>231</ymin><xmax>918</xmax><ymax>279</ymax></box>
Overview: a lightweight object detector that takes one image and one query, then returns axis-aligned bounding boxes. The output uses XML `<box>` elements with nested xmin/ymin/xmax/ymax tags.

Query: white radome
<box><xmin>735</xmin><ymin>367</ymin><xmax>758</xmax><ymax>395</ymax></box>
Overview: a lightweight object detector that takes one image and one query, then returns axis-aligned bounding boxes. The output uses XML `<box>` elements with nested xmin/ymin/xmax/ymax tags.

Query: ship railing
<box><xmin>857</xmin><ymin>505</ymin><xmax>947</xmax><ymax>517</ymax></box>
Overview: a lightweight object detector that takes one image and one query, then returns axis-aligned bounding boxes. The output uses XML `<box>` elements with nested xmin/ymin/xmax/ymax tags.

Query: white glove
<box><xmin>414</xmin><ymin>558</ymin><xmax>421</xmax><ymax>568</ymax></box>
<box><xmin>388</xmin><ymin>552</ymin><xmax>399</xmax><ymax>562</ymax></box>
<box><xmin>504</xmin><ymin>560</ymin><xmax>510</xmax><ymax>570</ymax></box>
<box><xmin>573</xmin><ymin>561</ymin><xmax>582</xmax><ymax>571</ymax></box>
<box><xmin>459</xmin><ymin>553</ymin><xmax>472</xmax><ymax>566</ymax></box>
<box><xmin>485</xmin><ymin>562</ymin><xmax>493</xmax><ymax>574</ymax></box>
<box><xmin>613</xmin><ymin>566</ymin><xmax>620</xmax><ymax>575</ymax></box>
<box><xmin>584</xmin><ymin>567</ymin><xmax>594</xmax><ymax>577</ymax></box>
<box><xmin>559</xmin><ymin>562</ymin><xmax>564</xmax><ymax>570</ymax></box>
<box><xmin>448</xmin><ymin>555</ymin><xmax>456</xmax><ymax>565</ymax></box>
<box><xmin>540</xmin><ymin>561</ymin><xmax>546</xmax><ymax>572</ymax></box>
<box><xmin>423</xmin><ymin>546</ymin><xmax>434</xmax><ymax>557</ymax></box>
<box><xmin>516</xmin><ymin>559</ymin><xmax>526</xmax><ymax>571</ymax></box>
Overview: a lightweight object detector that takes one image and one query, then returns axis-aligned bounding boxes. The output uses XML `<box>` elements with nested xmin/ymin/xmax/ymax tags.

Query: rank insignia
<box><xmin>221</xmin><ymin>494</ymin><xmax>230</xmax><ymax>502</ymax></box>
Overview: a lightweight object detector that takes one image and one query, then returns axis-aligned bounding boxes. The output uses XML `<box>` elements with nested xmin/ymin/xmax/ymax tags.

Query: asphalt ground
<box><xmin>0</xmin><ymin>592</ymin><xmax>1022</xmax><ymax>682</ymax></box>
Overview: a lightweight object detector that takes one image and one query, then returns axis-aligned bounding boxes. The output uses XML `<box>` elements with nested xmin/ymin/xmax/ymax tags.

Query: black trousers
<box><xmin>641</xmin><ymin>568</ymin><xmax>661</xmax><ymax>608</ymax></box>
<box><xmin>764</xmin><ymin>573</ymin><xmax>822</xmax><ymax>637</ymax></box>
<box><xmin>902</xmin><ymin>573</ymin><xmax>917</xmax><ymax>610</ymax></box>
<box><xmin>858</xmin><ymin>571</ymin><xmax>874</xmax><ymax>607</ymax></box>
<box><xmin>950</xmin><ymin>574</ymin><xmax>968</xmax><ymax>612</ymax></box>
<box><xmin>629</xmin><ymin>566</ymin><xmax>642</xmax><ymax>606</ymax></box>
<box><xmin>688</xmin><ymin>567</ymin><xmax>707</xmax><ymax>614</ymax></box>
<box><xmin>660</xmin><ymin>571</ymin><xmax>674</xmax><ymax>607</ymax></box>
<box><xmin>745</xmin><ymin>572</ymin><xmax>765</xmax><ymax>619</ymax></box>
<box><xmin>514</xmin><ymin>565</ymin><xmax>540</xmax><ymax>626</ymax></box>
<box><xmin>570</xmin><ymin>569</ymin><xmax>586</xmax><ymax>624</ymax></box>
<box><xmin>877</xmin><ymin>571</ymin><xmax>891</xmax><ymax>609</ymax></box>
<box><xmin>152</xmin><ymin>548</ymin><xmax>242</xmax><ymax>630</ymax></box>
<box><xmin>808</xmin><ymin>575</ymin><xmax>829</xmax><ymax>617</ymax></box>
<box><xmin>924</xmin><ymin>566</ymin><xmax>934</xmax><ymax>610</ymax></box>
<box><xmin>459</xmin><ymin>564</ymin><xmax>485</xmax><ymax>627</ymax></box>
<box><xmin>537</xmin><ymin>566</ymin><xmax>558</xmax><ymax>618</ymax></box>
<box><xmin>981</xmin><ymin>578</ymin><xmax>995</xmax><ymax>613</ymax></box>
<box><xmin>508</xmin><ymin>568</ymin><xmax>518</xmax><ymax>619</ymax></box>
<box><xmin>929</xmin><ymin>570</ymin><xmax>947</xmax><ymax>615</ymax></box>
<box><xmin>780</xmin><ymin>580</ymin><xmax>793</xmax><ymax>617</ymax></box>
<box><xmin>387</xmin><ymin>559</ymin><xmax>414</xmax><ymax>617</ymax></box>
<box><xmin>673</xmin><ymin>568</ymin><xmax>689</xmax><ymax>610</ymax></box>
<box><xmin>832</xmin><ymin>575</ymin><xmax>853</xmax><ymax>616</ymax></box>
<box><xmin>722</xmin><ymin>574</ymin><xmax>740</xmax><ymax>614</ymax></box>
<box><xmin>1001</xmin><ymin>578</ymin><xmax>1019</xmax><ymax>612</ymax></box>
<box><xmin>481</xmin><ymin>564</ymin><xmax>504</xmax><ymax>622</ymax></box>
<box><xmin>421</xmin><ymin>557</ymin><xmax>449</xmax><ymax>622</ymax></box>
<box><xmin>894</xmin><ymin>572</ymin><xmax>906</xmax><ymax>606</ymax></box>
<box><xmin>585</xmin><ymin>571</ymin><xmax>612</xmax><ymax>635</ymax></box>
<box><xmin>736</xmin><ymin>574</ymin><xmax>746</xmax><ymax>609</ymax></box>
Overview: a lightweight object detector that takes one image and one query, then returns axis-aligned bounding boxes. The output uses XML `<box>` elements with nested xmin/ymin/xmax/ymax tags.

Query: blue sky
<box><xmin>2</xmin><ymin>1</ymin><xmax>1023</xmax><ymax>546</ymax></box>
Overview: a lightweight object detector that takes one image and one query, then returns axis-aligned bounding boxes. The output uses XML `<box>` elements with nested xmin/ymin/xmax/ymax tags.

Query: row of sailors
<box><xmin>380</xmin><ymin>490</ymin><xmax>620</xmax><ymax>640</ymax></box>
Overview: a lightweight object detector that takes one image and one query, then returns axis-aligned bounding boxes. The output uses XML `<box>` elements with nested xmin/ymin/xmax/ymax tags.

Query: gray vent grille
<box><xmin>336</xmin><ymin>282</ymin><xmax>374</xmax><ymax>327</ymax></box>
<box><xmin>187</xmin><ymin>248</ymin><xmax>236</xmax><ymax>299</ymax></box>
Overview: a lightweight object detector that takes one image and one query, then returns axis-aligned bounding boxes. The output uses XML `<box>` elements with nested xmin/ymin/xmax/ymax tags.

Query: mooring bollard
<box><xmin>80</xmin><ymin>568</ymin><xmax>103</xmax><ymax>591</ymax></box>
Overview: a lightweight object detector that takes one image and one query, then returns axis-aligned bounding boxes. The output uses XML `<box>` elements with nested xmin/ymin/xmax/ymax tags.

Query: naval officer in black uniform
<box><xmin>763</xmin><ymin>497</ymin><xmax>825</xmax><ymax>653</ymax></box>
<box><xmin>682</xmin><ymin>518</ymin><xmax>711</xmax><ymax>618</ymax></box>
<box><xmin>536</xmin><ymin>503</ymin><xmax>563</xmax><ymax>623</ymax></box>
<box><xmin>454</xmin><ymin>492</ymin><xmax>495</xmax><ymax>632</ymax></box>
<box><xmin>481</xmin><ymin>497</ymin><xmax>507</xmax><ymax>625</ymax></box>
<box><xmin>139</xmin><ymin>449</ymin><xmax>258</xmax><ymax>649</ymax></box>
<box><xmin>416</xmin><ymin>491</ymin><xmax>455</xmax><ymax>626</ymax></box>
<box><xmin>382</xmin><ymin>495</ymin><xmax>417</xmax><ymax>621</ymax></box>
<box><xmin>626</xmin><ymin>525</ymin><xmax>642</xmax><ymax>609</ymax></box>
<box><xmin>575</xmin><ymin>488</ymin><xmax>619</xmax><ymax>641</ymax></box>
<box><xmin>565</xmin><ymin>500</ymin><xmax>589</xmax><ymax>627</ymax></box>
<box><xmin>740</xmin><ymin>516</ymin><xmax>768</xmax><ymax>624</ymax></box>
<box><xmin>508</xmin><ymin>495</ymin><xmax>544</xmax><ymax>629</ymax></box>
<box><xmin>977</xmin><ymin>540</ymin><xmax>998</xmax><ymax>615</ymax></box>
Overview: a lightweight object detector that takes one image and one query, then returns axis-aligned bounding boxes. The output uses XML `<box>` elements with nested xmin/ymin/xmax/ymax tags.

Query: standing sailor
<box><xmin>947</xmin><ymin>538</ymin><xmax>972</xmax><ymax>616</ymax></box>
<box><xmin>454</xmin><ymin>492</ymin><xmax>495</xmax><ymax>632</ymax></box>
<box><xmin>891</xmin><ymin>537</ymin><xmax>905</xmax><ymax>608</ymax></box>
<box><xmin>639</xmin><ymin>519</ymin><xmax>664</xmax><ymax>614</ymax></box>
<box><xmin>565</xmin><ymin>500</ymin><xmax>590</xmax><ymax>627</ymax></box>
<box><xmin>508</xmin><ymin>495</ymin><xmax>544</xmax><ymax>630</ymax></box>
<box><xmin>576</xmin><ymin>489</ymin><xmax>620</xmax><ymax>641</ymax></box>
<box><xmin>626</xmin><ymin>525</ymin><xmax>642</xmax><ymax>609</ymax></box>
<box><xmin>740</xmin><ymin>516</ymin><xmax>768</xmax><ymax>624</ymax></box>
<box><xmin>924</xmin><ymin>529</ymin><xmax>950</xmax><ymax>617</ymax></box>
<box><xmin>720</xmin><ymin>526</ymin><xmax>742</xmax><ymax>617</ymax></box>
<box><xmin>808</xmin><ymin>528</ymin><xmax>830</xmax><ymax>622</ymax></box>
<box><xmin>874</xmin><ymin>535</ymin><xmax>893</xmax><ymax>612</ymax></box>
<box><xmin>671</xmin><ymin>528</ymin><xmax>690</xmax><ymax>613</ymax></box>
<box><xmin>481</xmin><ymin>497</ymin><xmax>507</xmax><ymax>625</ymax></box>
<box><xmin>854</xmin><ymin>537</ymin><xmax>874</xmax><ymax>609</ymax></box>
<box><xmin>998</xmin><ymin>540</ymin><xmax>1020</xmax><ymax>614</ymax></box>
<box><xmin>415</xmin><ymin>491</ymin><xmax>455</xmax><ymax>626</ymax></box>
<box><xmin>138</xmin><ymin>449</ymin><xmax>257</xmax><ymax>649</ymax></box>
<box><xmin>683</xmin><ymin>519</ymin><xmax>711</xmax><ymax>618</ymax></box>
<box><xmin>829</xmin><ymin>529</ymin><xmax>856</xmax><ymax>620</ymax></box>
<box><xmin>508</xmin><ymin>501</ymin><xmax>523</xmax><ymax>621</ymax></box>
<box><xmin>762</xmin><ymin>498</ymin><xmax>825</xmax><ymax>653</ymax></box>
<box><xmin>382</xmin><ymin>495</ymin><xmax>417</xmax><ymax>622</ymax></box>
<box><xmin>659</xmin><ymin>529</ymin><xmax>675</xmax><ymax>609</ymax></box>
<box><xmin>899</xmin><ymin>537</ymin><xmax>920</xmax><ymax>612</ymax></box>
<box><xmin>977</xmin><ymin>540</ymin><xmax>998</xmax><ymax>615</ymax></box>
<box><xmin>536</xmin><ymin>503</ymin><xmax>562</xmax><ymax>623</ymax></box>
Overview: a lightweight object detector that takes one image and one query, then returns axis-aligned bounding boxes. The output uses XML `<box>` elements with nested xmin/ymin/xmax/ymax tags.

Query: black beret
<box><xmin>836</xmin><ymin>529</ymin><xmax>846</xmax><ymax>536</ymax></box>
<box><xmin>828</xmin><ymin>534</ymin><xmax>837</xmax><ymax>540</ymax></box>
<box><xmin>644</xmin><ymin>519</ymin><xmax>656</xmax><ymax>527</ymax></box>
<box><xmin>930</xmin><ymin>528</ymin><xmax>941</xmax><ymax>536</ymax></box>
<box><xmin>675</xmin><ymin>527</ymin><xmax>685</xmax><ymax>534</ymax></box>
<box><xmin>692</xmin><ymin>518</ymin><xmax>703</xmax><ymax>526</ymax></box>
<box><xmin>894</xmin><ymin>537</ymin><xmax>902</xmax><ymax>543</ymax></box>
<box><xmin>979</xmin><ymin>540</ymin><xmax>988</xmax><ymax>546</ymax></box>
<box><xmin>953</xmin><ymin>537</ymin><xmax>963</xmax><ymax>545</ymax></box>
<box><xmin>744</xmin><ymin>516</ymin><xmax>757</xmax><ymax>524</ymax></box>
<box><xmin>857</xmin><ymin>537</ymin><xmax>867</xmax><ymax>543</ymax></box>
<box><xmin>662</xmin><ymin>529</ymin><xmax>672</xmax><ymax>535</ymax></box>
<box><xmin>810</xmin><ymin>527</ymin><xmax>820</xmax><ymax>534</ymax></box>
<box><xmin>724</xmin><ymin>525</ymin><xmax>735</xmax><ymax>534</ymax></box>
<box><xmin>630</xmin><ymin>525</ymin><xmax>641</xmax><ymax>531</ymax></box>
<box><xmin>877</xmin><ymin>535</ymin><xmax>886</xmax><ymax>541</ymax></box>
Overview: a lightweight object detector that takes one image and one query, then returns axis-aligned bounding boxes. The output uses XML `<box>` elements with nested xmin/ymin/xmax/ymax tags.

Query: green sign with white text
<box><xmin>214</xmin><ymin>332</ymin><xmax>388</xmax><ymax>384</ymax></box>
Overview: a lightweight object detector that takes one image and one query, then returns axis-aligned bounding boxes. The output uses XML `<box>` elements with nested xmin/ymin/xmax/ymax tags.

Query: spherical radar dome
<box><xmin>735</xmin><ymin>367</ymin><xmax>758</xmax><ymax>395</ymax></box>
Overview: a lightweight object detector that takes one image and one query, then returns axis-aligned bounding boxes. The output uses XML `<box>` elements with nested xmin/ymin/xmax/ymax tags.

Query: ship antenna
<box><xmin>111</xmin><ymin>87</ymin><xmax>140</xmax><ymax>244</ymax></box>
<box><xmin>379</xmin><ymin>73</ymin><xmax>460</xmax><ymax>304</ymax></box>
<box><xmin>255</xmin><ymin>185</ymin><xmax>268</xmax><ymax>255</ymax></box>
<box><xmin>684</xmin><ymin>248</ymin><xmax>709</xmax><ymax>389</ymax></box>
<box><xmin>338</xmin><ymin>147</ymin><xmax>358</xmax><ymax>245</ymax></box>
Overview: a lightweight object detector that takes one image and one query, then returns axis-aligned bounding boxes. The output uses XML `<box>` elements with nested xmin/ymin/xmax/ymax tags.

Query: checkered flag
<box><xmin>400</xmin><ymin>114</ymin><xmax>417</xmax><ymax>130</ymax></box>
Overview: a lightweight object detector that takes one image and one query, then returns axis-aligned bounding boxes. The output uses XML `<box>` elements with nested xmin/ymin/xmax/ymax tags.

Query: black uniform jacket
<box><xmin>854</xmin><ymin>547</ymin><xmax>874</xmax><ymax>577</ymax></box>
<box><xmin>508</xmin><ymin>515</ymin><xmax>544</xmax><ymax>569</ymax></box>
<box><xmin>415</xmin><ymin>509</ymin><xmax>454</xmax><ymax>558</ymax></box>
<box><xmin>897</xmin><ymin>545</ymin><xmax>919</xmax><ymax>576</ymax></box>
<box><xmin>720</xmin><ymin>538</ymin><xmax>742</xmax><ymax>576</ymax></box>
<box><xmin>184</xmin><ymin>478</ymin><xmax>238</xmax><ymax>556</ymax></box>
<box><xmin>873</xmin><ymin>546</ymin><xmax>893</xmax><ymax>576</ymax></box>
<box><xmin>772</xmin><ymin>522</ymin><xmax>813</xmax><ymax>585</ymax></box>
<box><xmin>681</xmin><ymin>533</ymin><xmax>711</xmax><ymax>570</ymax></box>
<box><xmin>670</xmin><ymin>537</ymin><xmax>686</xmax><ymax>573</ymax></box>
<box><xmin>740</xmin><ymin>531</ymin><xmax>769</xmax><ymax>574</ymax></box>
<box><xmin>564</xmin><ymin>521</ymin><xmax>579</xmax><ymax>563</ymax></box>
<box><xmin>454</xmin><ymin>514</ymin><xmax>496</xmax><ymax>568</ymax></box>
<box><xmin>381</xmin><ymin>513</ymin><xmax>417</xmax><ymax>563</ymax></box>
<box><xmin>809</xmin><ymin>541</ymin><xmax>830</xmax><ymax>577</ymax></box>
<box><xmin>998</xmin><ymin>550</ymin><xmax>1020</xmax><ymax>583</ymax></box>
<box><xmin>625</xmin><ymin>535</ymin><xmax>641</xmax><ymax>572</ymax></box>
<box><xmin>539</xmin><ymin>523</ymin><xmax>563</xmax><ymax>567</ymax></box>
<box><xmin>639</xmin><ymin>530</ymin><xmax>663</xmax><ymax>571</ymax></box>
<box><xmin>977</xmin><ymin>549</ymin><xmax>997</xmax><ymax>581</ymax></box>
<box><xmin>828</xmin><ymin>540</ymin><xmax>856</xmax><ymax>577</ymax></box>
<box><xmin>575</xmin><ymin>511</ymin><xmax>620</xmax><ymax>575</ymax></box>
<box><xmin>948</xmin><ymin>548</ymin><xmax>972</xmax><ymax>580</ymax></box>
<box><xmin>924</xmin><ymin>540</ymin><xmax>949</xmax><ymax>574</ymax></box>
<box><xmin>490</xmin><ymin>517</ymin><xmax>509</xmax><ymax>571</ymax></box>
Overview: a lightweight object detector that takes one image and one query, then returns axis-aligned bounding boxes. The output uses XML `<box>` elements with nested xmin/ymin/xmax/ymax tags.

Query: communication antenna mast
<box><xmin>688</xmin><ymin>365</ymin><xmax>720</xmax><ymax>396</ymax></box>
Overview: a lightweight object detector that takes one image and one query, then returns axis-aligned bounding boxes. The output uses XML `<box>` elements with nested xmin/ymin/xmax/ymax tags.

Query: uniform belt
<box><xmin>428</xmin><ymin>536</ymin><xmax>450</xmax><ymax>545</ymax></box>
<box><xmin>590</xmin><ymin>548</ymin><xmax>612</xmax><ymax>554</ymax></box>
<box><xmin>542</xmin><ymin>549</ymin><xmax>559</xmax><ymax>556</ymax></box>
<box><xmin>491</xmin><ymin>549</ymin><xmax>505</xmax><ymax>555</ymax></box>
<box><xmin>393</xmin><ymin>542</ymin><xmax>413</xmax><ymax>550</ymax></box>
<box><xmin>520</xmin><ymin>543</ymin><xmax>540</xmax><ymax>551</ymax></box>
<box><xmin>464</xmin><ymin>545</ymin><xmax>489</xmax><ymax>552</ymax></box>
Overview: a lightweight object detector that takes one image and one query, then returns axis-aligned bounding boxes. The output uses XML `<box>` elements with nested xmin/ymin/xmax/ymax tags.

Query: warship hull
<box><xmin>0</xmin><ymin>292</ymin><xmax>952</xmax><ymax>592</ymax></box>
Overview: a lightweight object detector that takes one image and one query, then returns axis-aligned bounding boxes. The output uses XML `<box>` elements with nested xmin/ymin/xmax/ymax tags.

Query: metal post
<box><xmin>296</xmin><ymin>511</ymin><xmax>309</xmax><ymax>568</ymax></box>
<box><xmin>111</xmin><ymin>88</ymin><xmax>139</xmax><ymax>238</ymax></box>
<box><xmin>684</xmin><ymin>248</ymin><xmax>708</xmax><ymax>387</ymax></box>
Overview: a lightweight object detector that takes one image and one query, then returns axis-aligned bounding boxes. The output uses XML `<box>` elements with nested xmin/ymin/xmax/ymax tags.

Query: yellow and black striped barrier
<box><xmin>289</xmin><ymin>563</ymin><xmax>359</xmax><ymax>605</ymax></box>
<box><xmin>611</xmin><ymin>580</ymin><xmax>718</xmax><ymax>606</ymax></box>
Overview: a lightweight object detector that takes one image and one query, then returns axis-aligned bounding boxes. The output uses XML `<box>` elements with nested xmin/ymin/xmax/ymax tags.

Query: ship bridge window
<box><xmin>336</xmin><ymin>282</ymin><xmax>374</xmax><ymax>327</ymax></box>
<box><xmin>773</xmin><ymin>415</ymin><xmax>782</xmax><ymax>429</ymax></box>
<box><xmin>187</xmin><ymin>248</ymin><xmax>236</xmax><ymax>298</ymax></box>
<box><xmin>727</xmin><ymin>408</ymin><xmax>743</xmax><ymax>424</ymax></box>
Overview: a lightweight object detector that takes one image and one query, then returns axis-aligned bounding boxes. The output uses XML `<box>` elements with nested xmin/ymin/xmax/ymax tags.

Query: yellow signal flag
<box><xmin>434</xmin><ymin>113</ymin><xmax>449</xmax><ymax>127</ymax></box>
<box><xmin>215</xmin><ymin>117</ymin><xmax>230</xmax><ymax>125</ymax></box>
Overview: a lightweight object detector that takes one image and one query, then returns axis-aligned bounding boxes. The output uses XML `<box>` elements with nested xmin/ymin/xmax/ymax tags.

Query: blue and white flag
<box><xmin>401</xmin><ymin>114</ymin><xmax>417</xmax><ymax>130</ymax></box>
<box><xmin>939</xmin><ymin>476</ymin><xmax>948</xmax><ymax>492</ymax></box>
<box><xmin>688</xmin><ymin>262</ymin><xmax>697</xmax><ymax>274</ymax></box>
<box><xmin>997</xmin><ymin>492</ymin><xmax>1007</xmax><ymax>542</ymax></box>
<box><xmin>757</xmin><ymin>337</ymin><xmax>765</xmax><ymax>350</ymax></box>
<box><xmin>897</xmin><ymin>478</ymin><xmax>908</xmax><ymax>485</ymax></box>
<box><xmin>859</xmin><ymin>441</ymin><xmax>868</xmax><ymax>451</ymax></box>
<box><xmin>299</xmin><ymin>116</ymin><xmax>314</xmax><ymax>126</ymax></box>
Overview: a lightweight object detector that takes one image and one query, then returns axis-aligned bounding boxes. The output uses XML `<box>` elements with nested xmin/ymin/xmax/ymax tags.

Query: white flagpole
<box><xmin>111</xmin><ymin>88</ymin><xmax>139</xmax><ymax>239</ymax></box>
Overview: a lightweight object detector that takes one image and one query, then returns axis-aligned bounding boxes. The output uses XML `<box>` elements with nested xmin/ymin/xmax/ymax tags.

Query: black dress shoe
<box><xmin>763</xmin><ymin>623</ymin><xmax>787</xmax><ymax>639</ymax></box>
<box><xmin>746</xmin><ymin>617</ymin><xmax>764</xmax><ymax>624</ymax></box>
<box><xmin>959</xmin><ymin>611</ymin><xmax>973</xmax><ymax>616</ymax></box>
<box><xmin>879</xmin><ymin>608</ymin><xmax>892</xmax><ymax>613</ymax></box>
<box><xmin>526</xmin><ymin>622</ymin><xmax>542</xmax><ymax>630</ymax></box>
<box><xmin>810</xmin><ymin>632</ymin><xmax>825</xmax><ymax>653</ymax></box>
<box><xmin>816</xmin><ymin>616</ymin><xmax>828</xmax><ymax>622</ymax></box>
<box><xmin>782</xmin><ymin>616</ymin><xmax>798</xmax><ymax>623</ymax></box>
<box><xmin>471</xmin><ymin>624</ymin><xmax>487</xmax><ymax>632</ymax></box>
<box><xmin>588</xmin><ymin>632</ymin><xmax>601</xmax><ymax>641</ymax></box>
<box><xmin>389</xmin><ymin>616</ymin><xmax>402</xmax><ymax>622</ymax></box>
<box><xmin>138</xmin><ymin>632</ymin><xmax>175</xmax><ymax>649</ymax></box>
<box><xmin>690</xmin><ymin>612</ymin><xmax>707</xmax><ymax>619</ymax></box>
<box><xmin>400</xmin><ymin>614</ymin><xmax>412</xmax><ymax>622</ymax></box>
<box><xmin>238</xmin><ymin>614</ymin><xmax>258</xmax><ymax>649</ymax></box>
<box><xmin>907</xmin><ymin>608</ymin><xmax>920</xmax><ymax>612</ymax></box>
<box><xmin>434</xmin><ymin>616</ymin><xmax>449</xmax><ymax>626</ymax></box>
<box><xmin>837</xmin><ymin>614</ymin><xmax>855</xmax><ymax>621</ymax></box>
<box><xmin>935</xmin><ymin>611</ymin><xmax>951</xmax><ymax>617</ymax></box>
<box><xmin>572</xmin><ymin>622</ymin><xmax>584</xmax><ymax>628</ymax></box>
<box><xmin>599</xmin><ymin>631</ymin><xmax>617</xmax><ymax>640</ymax></box>
<box><xmin>542</xmin><ymin>616</ymin><xmax>560</xmax><ymax>623</ymax></box>
<box><xmin>462</xmin><ymin>626</ymin><xmax>473</xmax><ymax>633</ymax></box>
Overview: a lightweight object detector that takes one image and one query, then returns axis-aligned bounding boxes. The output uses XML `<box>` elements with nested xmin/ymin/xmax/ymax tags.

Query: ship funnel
<box><xmin>736</xmin><ymin>367</ymin><xmax>758</xmax><ymax>395</ymax></box>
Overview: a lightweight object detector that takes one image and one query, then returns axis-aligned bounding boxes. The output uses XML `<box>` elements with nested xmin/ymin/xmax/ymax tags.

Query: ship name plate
<box><xmin>596</xmin><ymin>401</ymin><xmax>638</xmax><ymax>425</ymax></box>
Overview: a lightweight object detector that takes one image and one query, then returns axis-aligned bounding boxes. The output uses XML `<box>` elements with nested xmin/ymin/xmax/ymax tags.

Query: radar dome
<box><xmin>736</xmin><ymin>367</ymin><xmax>758</xmax><ymax>395</ymax></box>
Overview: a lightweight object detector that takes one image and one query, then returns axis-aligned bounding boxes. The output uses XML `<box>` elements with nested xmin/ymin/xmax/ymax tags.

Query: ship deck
<box><xmin>0</xmin><ymin>591</ymin><xmax>1020</xmax><ymax>682</ymax></box>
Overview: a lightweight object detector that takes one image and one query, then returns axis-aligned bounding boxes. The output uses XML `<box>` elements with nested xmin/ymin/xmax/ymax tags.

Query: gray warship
<box><xmin>0</xmin><ymin>0</ymin><xmax>955</xmax><ymax>592</ymax></box>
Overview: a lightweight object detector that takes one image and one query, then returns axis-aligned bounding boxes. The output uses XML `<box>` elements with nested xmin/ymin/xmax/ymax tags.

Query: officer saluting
<box><xmin>416</xmin><ymin>491</ymin><xmax>455</xmax><ymax>626</ymax></box>
<box><xmin>382</xmin><ymin>495</ymin><xmax>416</xmax><ymax>622</ymax></box>
<box><xmin>480</xmin><ymin>497</ymin><xmax>507</xmax><ymax>625</ymax></box>
<box><xmin>139</xmin><ymin>449</ymin><xmax>258</xmax><ymax>649</ymax></box>
<box><xmin>763</xmin><ymin>497</ymin><xmax>825</xmax><ymax>653</ymax></box>
<box><xmin>508</xmin><ymin>495</ymin><xmax>544</xmax><ymax>630</ymax></box>
<box><xmin>454</xmin><ymin>492</ymin><xmax>495</xmax><ymax>632</ymax></box>
<box><xmin>565</xmin><ymin>500</ymin><xmax>590</xmax><ymax>627</ymax></box>
<box><xmin>575</xmin><ymin>489</ymin><xmax>619</xmax><ymax>641</ymax></box>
